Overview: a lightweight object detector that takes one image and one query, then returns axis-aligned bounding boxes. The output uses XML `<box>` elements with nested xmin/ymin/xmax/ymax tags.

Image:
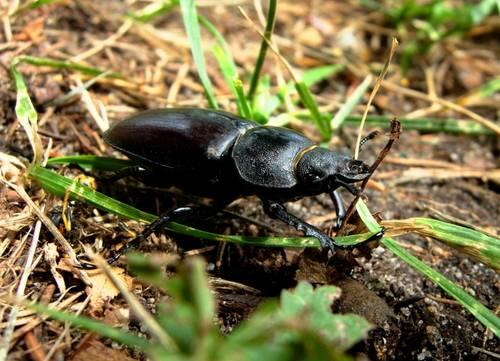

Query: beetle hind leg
<box><xmin>108</xmin><ymin>204</ymin><xmax>223</xmax><ymax>264</ymax></box>
<box><xmin>262</xmin><ymin>199</ymin><xmax>336</xmax><ymax>252</ymax></box>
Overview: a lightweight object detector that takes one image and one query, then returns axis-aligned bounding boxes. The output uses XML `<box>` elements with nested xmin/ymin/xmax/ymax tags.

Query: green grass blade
<box><xmin>179</xmin><ymin>0</ymin><xmax>218</xmax><ymax>109</ymax></box>
<box><xmin>16</xmin><ymin>55</ymin><xmax>120</xmax><ymax>78</ymax></box>
<box><xmin>356</xmin><ymin>200</ymin><xmax>500</xmax><ymax>338</ymax></box>
<box><xmin>28</xmin><ymin>302</ymin><xmax>149</xmax><ymax>349</ymax></box>
<box><xmin>46</xmin><ymin>155</ymin><xmax>134</xmax><ymax>171</ymax></box>
<box><xmin>344</xmin><ymin>115</ymin><xmax>494</xmax><ymax>135</ymax></box>
<box><xmin>413</xmin><ymin>217</ymin><xmax>500</xmax><ymax>270</ymax></box>
<box><xmin>301</xmin><ymin>65</ymin><xmax>345</xmax><ymax>86</ymax></box>
<box><xmin>331</xmin><ymin>75</ymin><xmax>372</xmax><ymax>130</ymax></box>
<box><xmin>469</xmin><ymin>0</ymin><xmax>498</xmax><ymax>25</ymax></box>
<box><xmin>28</xmin><ymin>163</ymin><xmax>379</xmax><ymax>248</ymax></box>
<box><xmin>10</xmin><ymin>58</ymin><xmax>41</xmax><ymax>164</ymax></box>
<box><xmin>252</xmin><ymin>75</ymin><xmax>280</xmax><ymax>124</ymax></box>
<box><xmin>295</xmin><ymin>82</ymin><xmax>330</xmax><ymax>139</ymax></box>
<box><xmin>297</xmin><ymin>113</ymin><xmax>494</xmax><ymax>136</ymax></box>
<box><xmin>459</xmin><ymin>77</ymin><xmax>500</xmax><ymax>106</ymax></box>
<box><xmin>247</xmin><ymin>0</ymin><xmax>277</xmax><ymax>103</ymax></box>
<box><xmin>234</xmin><ymin>78</ymin><xmax>253</xmax><ymax>119</ymax></box>
<box><xmin>199</xmin><ymin>15</ymin><xmax>251</xmax><ymax>118</ymax></box>
<box><xmin>129</xmin><ymin>0</ymin><xmax>177</xmax><ymax>22</ymax></box>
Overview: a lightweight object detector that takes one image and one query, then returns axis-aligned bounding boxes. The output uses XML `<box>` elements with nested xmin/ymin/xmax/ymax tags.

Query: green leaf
<box><xmin>234</xmin><ymin>78</ymin><xmax>253</xmax><ymax>119</ymax></box>
<box><xmin>126</xmin><ymin>252</ymin><xmax>172</xmax><ymax>292</ymax></box>
<box><xmin>297</xmin><ymin>113</ymin><xmax>494</xmax><ymax>136</ymax></box>
<box><xmin>156</xmin><ymin>258</ymin><xmax>217</xmax><ymax>355</ymax></box>
<box><xmin>278</xmin><ymin>282</ymin><xmax>372</xmax><ymax>351</ymax></box>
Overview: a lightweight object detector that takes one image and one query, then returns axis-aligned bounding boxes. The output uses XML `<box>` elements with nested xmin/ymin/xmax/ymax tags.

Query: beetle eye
<box><xmin>347</xmin><ymin>160</ymin><xmax>366</xmax><ymax>173</ymax></box>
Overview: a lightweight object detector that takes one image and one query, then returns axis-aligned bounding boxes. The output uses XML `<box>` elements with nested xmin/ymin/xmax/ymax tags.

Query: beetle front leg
<box><xmin>262</xmin><ymin>199</ymin><xmax>335</xmax><ymax>252</ymax></box>
<box><xmin>330</xmin><ymin>190</ymin><xmax>346</xmax><ymax>230</ymax></box>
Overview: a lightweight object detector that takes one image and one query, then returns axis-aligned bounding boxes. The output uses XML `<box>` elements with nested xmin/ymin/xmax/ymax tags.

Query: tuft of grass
<box><xmin>363</xmin><ymin>0</ymin><xmax>499</xmax><ymax>70</ymax></box>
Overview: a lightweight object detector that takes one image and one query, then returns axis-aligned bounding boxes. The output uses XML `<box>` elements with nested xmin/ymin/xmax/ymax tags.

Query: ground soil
<box><xmin>0</xmin><ymin>1</ymin><xmax>498</xmax><ymax>360</ymax></box>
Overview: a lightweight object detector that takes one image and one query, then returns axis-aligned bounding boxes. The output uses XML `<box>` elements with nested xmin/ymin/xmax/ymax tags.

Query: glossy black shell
<box><xmin>104</xmin><ymin>108</ymin><xmax>321</xmax><ymax>199</ymax></box>
<box><xmin>103</xmin><ymin>108</ymin><xmax>255</xmax><ymax>170</ymax></box>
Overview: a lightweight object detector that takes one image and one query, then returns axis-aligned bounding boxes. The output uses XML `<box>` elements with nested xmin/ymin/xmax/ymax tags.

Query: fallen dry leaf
<box><xmin>86</xmin><ymin>267</ymin><xmax>134</xmax><ymax>313</ymax></box>
<box><xmin>70</xmin><ymin>337</ymin><xmax>136</xmax><ymax>361</ymax></box>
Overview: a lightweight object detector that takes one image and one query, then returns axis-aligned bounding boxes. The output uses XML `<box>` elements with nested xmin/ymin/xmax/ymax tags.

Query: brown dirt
<box><xmin>0</xmin><ymin>1</ymin><xmax>498</xmax><ymax>360</ymax></box>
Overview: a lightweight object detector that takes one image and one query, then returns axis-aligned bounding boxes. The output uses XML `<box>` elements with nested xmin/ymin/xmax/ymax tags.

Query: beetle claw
<box><xmin>315</xmin><ymin>233</ymin><xmax>336</xmax><ymax>254</ymax></box>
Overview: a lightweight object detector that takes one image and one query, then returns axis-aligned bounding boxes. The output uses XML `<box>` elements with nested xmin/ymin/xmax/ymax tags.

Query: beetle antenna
<box><xmin>359</xmin><ymin>130</ymin><xmax>380</xmax><ymax>150</ymax></box>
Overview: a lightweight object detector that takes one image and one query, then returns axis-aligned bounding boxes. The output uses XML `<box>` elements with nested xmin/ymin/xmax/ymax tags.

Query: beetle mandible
<box><xmin>103</xmin><ymin>108</ymin><xmax>375</xmax><ymax>258</ymax></box>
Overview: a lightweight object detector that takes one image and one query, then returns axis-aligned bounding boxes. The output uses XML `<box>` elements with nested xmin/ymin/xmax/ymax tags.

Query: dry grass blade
<box><xmin>238</xmin><ymin>6</ymin><xmax>297</xmax><ymax>81</ymax></box>
<box><xmin>382</xmin><ymin>217</ymin><xmax>500</xmax><ymax>271</ymax></box>
<box><xmin>85</xmin><ymin>248</ymin><xmax>178</xmax><ymax>352</ymax></box>
<box><xmin>0</xmin><ymin>178</ymin><xmax>80</xmax><ymax>268</ymax></box>
<box><xmin>0</xmin><ymin>221</ymin><xmax>41</xmax><ymax>361</ymax></box>
<box><xmin>381</xmin><ymin>80</ymin><xmax>500</xmax><ymax>136</ymax></box>
<box><xmin>386</xmin><ymin>167</ymin><xmax>500</xmax><ymax>186</ymax></box>
<box><xmin>354</xmin><ymin>37</ymin><xmax>398</xmax><ymax>159</ymax></box>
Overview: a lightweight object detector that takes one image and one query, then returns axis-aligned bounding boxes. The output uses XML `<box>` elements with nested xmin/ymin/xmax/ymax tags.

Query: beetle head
<box><xmin>295</xmin><ymin>147</ymin><xmax>371</xmax><ymax>194</ymax></box>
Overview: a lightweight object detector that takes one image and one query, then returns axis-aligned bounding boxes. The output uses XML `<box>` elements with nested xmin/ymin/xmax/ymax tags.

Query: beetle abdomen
<box><xmin>103</xmin><ymin>108</ymin><xmax>256</xmax><ymax>170</ymax></box>
<box><xmin>232</xmin><ymin>126</ymin><xmax>314</xmax><ymax>189</ymax></box>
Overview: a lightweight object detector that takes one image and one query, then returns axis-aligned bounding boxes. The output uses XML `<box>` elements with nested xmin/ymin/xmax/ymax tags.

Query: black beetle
<box><xmin>103</xmin><ymin>108</ymin><xmax>377</xmax><ymax>258</ymax></box>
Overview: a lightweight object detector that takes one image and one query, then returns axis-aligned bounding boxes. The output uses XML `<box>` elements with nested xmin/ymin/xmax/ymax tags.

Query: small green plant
<box><xmin>31</xmin><ymin>257</ymin><xmax>371</xmax><ymax>360</ymax></box>
<box><xmin>363</xmin><ymin>0</ymin><xmax>499</xmax><ymax>70</ymax></box>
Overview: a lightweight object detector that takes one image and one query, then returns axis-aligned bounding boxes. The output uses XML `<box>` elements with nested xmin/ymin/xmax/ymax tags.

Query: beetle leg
<box><xmin>330</xmin><ymin>190</ymin><xmax>346</xmax><ymax>230</ymax></box>
<box><xmin>262</xmin><ymin>199</ymin><xmax>335</xmax><ymax>252</ymax></box>
<box><xmin>108</xmin><ymin>205</ymin><xmax>222</xmax><ymax>264</ymax></box>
